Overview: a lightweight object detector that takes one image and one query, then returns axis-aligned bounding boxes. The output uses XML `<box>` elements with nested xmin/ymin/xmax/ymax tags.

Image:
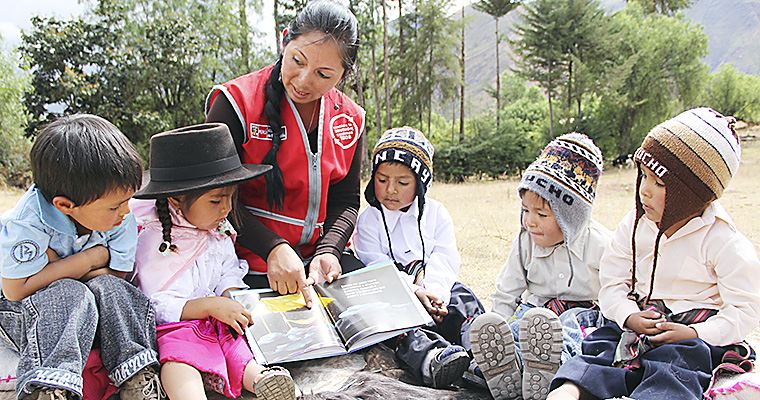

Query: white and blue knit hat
<box><xmin>364</xmin><ymin>126</ymin><xmax>435</xmax><ymax>211</ymax></box>
<box><xmin>517</xmin><ymin>132</ymin><xmax>604</xmax><ymax>242</ymax></box>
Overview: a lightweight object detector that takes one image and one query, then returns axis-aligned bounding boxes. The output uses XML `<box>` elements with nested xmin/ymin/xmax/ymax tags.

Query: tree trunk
<box><xmin>370</xmin><ymin>0</ymin><xmax>383</xmax><ymax>139</ymax></box>
<box><xmin>274</xmin><ymin>0</ymin><xmax>281</xmax><ymax>54</ymax></box>
<box><xmin>427</xmin><ymin>33</ymin><xmax>433</xmax><ymax>136</ymax></box>
<box><xmin>548</xmin><ymin>87</ymin><xmax>555</xmax><ymax>138</ymax></box>
<box><xmin>382</xmin><ymin>0</ymin><xmax>392</xmax><ymax>129</ymax></box>
<box><xmin>398</xmin><ymin>0</ymin><xmax>405</xmax><ymax>56</ymax></box>
<box><xmin>459</xmin><ymin>5</ymin><xmax>465</xmax><ymax>143</ymax></box>
<box><xmin>414</xmin><ymin>0</ymin><xmax>421</xmax><ymax>126</ymax></box>
<box><xmin>239</xmin><ymin>0</ymin><xmax>250</xmax><ymax>72</ymax></box>
<box><xmin>495</xmin><ymin>16</ymin><xmax>501</xmax><ymax>132</ymax></box>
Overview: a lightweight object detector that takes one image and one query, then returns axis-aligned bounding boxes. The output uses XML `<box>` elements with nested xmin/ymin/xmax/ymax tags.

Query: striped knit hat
<box><xmin>364</xmin><ymin>126</ymin><xmax>434</xmax><ymax>212</ymax></box>
<box><xmin>633</xmin><ymin>107</ymin><xmax>740</xmax><ymax>232</ymax></box>
<box><xmin>518</xmin><ymin>132</ymin><xmax>604</xmax><ymax>242</ymax></box>
<box><xmin>629</xmin><ymin>107</ymin><xmax>740</xmax><ymax>303</ymax></box>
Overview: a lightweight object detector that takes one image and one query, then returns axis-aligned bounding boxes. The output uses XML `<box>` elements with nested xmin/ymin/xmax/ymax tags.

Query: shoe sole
<box><xmin>519</xmin><ymin>308</ymin><xmax>563</xmax><ymax>400</ymax></box>
<box><xmin>430</xmin><ymin>350</ymin><xmax>471</xmax><ymax>388</ymax></box>
<box><xmin>255</xmin><ymin>370</ymin><xmax>296</xmax><ymax>400</ymax></box>
<box><xmin>470</xmin><ymin>312</ymin><xmax>521</xmax><ymax>400</ymax></box>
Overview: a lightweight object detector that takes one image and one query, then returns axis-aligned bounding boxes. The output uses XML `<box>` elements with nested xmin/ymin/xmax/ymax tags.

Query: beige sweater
<box><xmin>599</xmin><ymin>202</ymin><xmax>760</xmax><ymax>346</ymax></box>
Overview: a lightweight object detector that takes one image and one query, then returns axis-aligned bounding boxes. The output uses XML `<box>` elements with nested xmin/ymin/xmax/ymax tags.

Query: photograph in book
<box><xmin>231</xmin><ymin>262</ymin><xmax>433</xmax><ymax>364</ymax></box>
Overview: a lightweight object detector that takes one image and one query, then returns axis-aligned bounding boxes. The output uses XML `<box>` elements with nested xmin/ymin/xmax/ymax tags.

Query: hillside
<box><xmin>455</xmin><ymin>0</ymin><xmax>760</xmax><ymax>114</ymax></box>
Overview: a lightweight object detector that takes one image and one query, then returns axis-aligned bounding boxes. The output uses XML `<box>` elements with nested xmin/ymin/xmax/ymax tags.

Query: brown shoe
<box><xmin>119</xmin><ymin>367</ymin><xmax>163</xmax><ymax>400</ymax></box>
<box><xmin>28</xmin><ymin>388</ymin><xmax>70</xmax><ymax>400</ymax></box>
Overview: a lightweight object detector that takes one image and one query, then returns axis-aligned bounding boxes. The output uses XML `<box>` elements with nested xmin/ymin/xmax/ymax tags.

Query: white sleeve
<box><xmin>421</xmin><ymin>205</ymin><xmax>460</xmax><ymax>306</ymax></box>
<box><xmin>598</xmin><ymin>210</ymin><xmax>641</xmax><ymax>327</ymax></box>
<box><xmin>491</xmin><ymin>233</ymin><xmax>528</xmax><ymax>319</ymax></box>
<box><xmin>353</xmin><ymin>208</ymin><xmax>394</xmax><ymax>266</ymax></box>
<box><xmin>690</xmin><ymin>232</ymin><xmax>760</xmax><ymax>346</ymax></box>
<box><xmin>215</xmin><ymin>238</ymin><xmax>248</xmax><ymax>294</ymax></box>
<box><xmin>151</xmin><ymin>279</ymin><xmax>193</xmax><ymax>325</ymax></box>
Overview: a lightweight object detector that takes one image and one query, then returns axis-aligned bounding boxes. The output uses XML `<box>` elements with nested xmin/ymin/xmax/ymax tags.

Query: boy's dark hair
<box><xmin>30</xmin><ymin>114</ymin><xmax>143</xmax><ymax>205</ymax></box>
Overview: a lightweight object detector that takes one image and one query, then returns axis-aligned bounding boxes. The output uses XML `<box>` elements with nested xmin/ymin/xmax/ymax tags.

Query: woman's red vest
<box><xmin>205</xmin><ymin>65</ymin><xmax>365</xmax><ymax>272</ymax></box>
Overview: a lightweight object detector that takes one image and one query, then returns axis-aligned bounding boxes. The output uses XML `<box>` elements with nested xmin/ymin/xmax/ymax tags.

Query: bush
<box><xmin>0</xmin><ymin>38</ymin><xmax>32</xmax><ymax>188</ymax></box>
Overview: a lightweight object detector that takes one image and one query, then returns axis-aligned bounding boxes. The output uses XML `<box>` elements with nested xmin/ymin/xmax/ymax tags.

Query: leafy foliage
<box><xmin>702</xmin><ymin>63</ymin><xmax>760</xmax><ymax>123</ymax></box>
<box><xmin>0</xmin><ymin>36</ymin><xmax>32</xmax><ymax>187</ymax></box>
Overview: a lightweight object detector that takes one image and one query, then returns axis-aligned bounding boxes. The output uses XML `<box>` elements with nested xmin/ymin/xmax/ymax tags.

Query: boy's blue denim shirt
<box><xmin>0</xmin><ymin>185</ymin><xmax>137</xmax><ymax>284</ymax></box>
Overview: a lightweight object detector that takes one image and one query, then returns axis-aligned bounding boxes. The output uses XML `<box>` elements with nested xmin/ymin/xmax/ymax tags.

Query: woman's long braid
<box><xmin>262</xmin><ymin>58</ymin><xmax>286</xmax><ymax>210</ymax></box>
<box><xmin>156</xmin><ymin>198</ymin><xmax>178</xmax><ymax>253</ymax></box>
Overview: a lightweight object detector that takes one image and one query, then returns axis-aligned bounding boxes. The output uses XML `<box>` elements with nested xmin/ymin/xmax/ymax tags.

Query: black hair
<box><xmin>30</xmin><ymin>114</ymin><xmax>143</xmax><ymax>205</ymax></box>
<box><xmin>262</xmin><ymin>0</ymin><xmax>359</xmax><ymax>209</ymax></box>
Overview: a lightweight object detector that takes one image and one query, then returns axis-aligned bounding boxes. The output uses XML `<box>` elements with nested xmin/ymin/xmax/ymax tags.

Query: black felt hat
<box><xmin>133</xmin><ymin>123</ymin><xmax>271</xmax><ymax>199</ymax></box>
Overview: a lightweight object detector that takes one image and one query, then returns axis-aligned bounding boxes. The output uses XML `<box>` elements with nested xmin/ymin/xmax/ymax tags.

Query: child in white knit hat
<box><xmin>548</xmin><ymin>108</ymin><xmax>760</xmax><ymax>400</ymax></box>
<box><xmin>353</xmin><ymin>126</ymin><xmax>486</xmax><ymax>389</ymax></box>
<box><xmin>471</xmin><ymin>132</ymin><xmax>611</xmax><ymax>400</ymax></box>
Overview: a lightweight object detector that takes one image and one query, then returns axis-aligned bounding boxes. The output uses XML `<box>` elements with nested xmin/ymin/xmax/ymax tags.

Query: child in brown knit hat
<box><xmin>547</xmin><ymin>108</ymin><xmax>760</xmax><ymax>400</ymax></box>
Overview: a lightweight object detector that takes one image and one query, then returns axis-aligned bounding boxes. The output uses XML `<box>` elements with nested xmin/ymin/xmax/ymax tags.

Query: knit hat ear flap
<box><xmin>364</xmin><ymin>179</ymin><xmax>381</xmax><ymax>209</ymax></box>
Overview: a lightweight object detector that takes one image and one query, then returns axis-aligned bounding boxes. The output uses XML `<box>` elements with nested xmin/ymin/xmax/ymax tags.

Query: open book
<box><xmin>230</xmin><ymin>262</ymin><xmax>433</xmax><ymax>365</ymax></box>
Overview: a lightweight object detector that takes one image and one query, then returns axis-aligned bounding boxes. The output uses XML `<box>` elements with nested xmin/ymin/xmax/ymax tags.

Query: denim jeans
<box><xmin>0</xmin><ymin>275</ymin><xmax>158</xmax><ymax>399</ymax></box>
<box><xmin>509</xmin><ymin>303</ymin><xmax>600</xmax><ymax>364</ymax></box>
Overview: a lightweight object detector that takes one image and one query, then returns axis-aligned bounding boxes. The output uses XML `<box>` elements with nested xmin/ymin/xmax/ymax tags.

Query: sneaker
<box><xmin>461</xmin><ymin>359</ymin><xmax>487</xmax><ymax>389</ymax></box>
<box><xmin>427</xmin><ymin>345</ymin><xmax>470</xmax><ymax>389</ymax></box>
<box><xmin>254</xmin><ymin>366</ymin><xmax>296</xmax><ymax>400</ymax></box>
<box><xmin>470</xmin><ymin>312</ymin><xmax>522</xmax><ymax>400</ymax></box>
<box><xmin>29</xmin><ymin>388</ymin><xmax>69</xmax><ymax>400</ymax></box>
<box><xmin>119</xmin><ymin>367</ymin><xmax>163</xmax><ymax>400</ymax></box>
<box><xmin>519</xmin><ymin>308</ymin><xmax>563</xmax><ymax>400</ymax></box>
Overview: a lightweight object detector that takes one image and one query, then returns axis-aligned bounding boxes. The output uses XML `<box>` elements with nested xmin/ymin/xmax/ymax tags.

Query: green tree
<box><xmin>512</xmin><ymin>0</ymin><xmax>566</xmax><ymax>137</ymax></box>
<box><xmin>21</xmin><ymin>0</ymin><xmax>270</xmax><ymax>149</ymax></box>
<box><xmin>703</xmin><ymin>64</ymin><xmax>760</xmax><ymax>122</ymax></box>
<box><xmin>597</xmin><ymin>5</ymin><xmax>708</xmax><ymax>154</ymax></box>
<box><xmin>0</xmin><ymin>36</ymin><xmax>32</xmax><ymax>187</ymax></box>
<box><xmin>627</xmin><ymin>0</ymin><xmax>691</xmax><ymax>15</ymax></box>
<box><xmin>473</xmin><ymin>0</ymin><xmax>520</xmax><ymax>132</ymax></box>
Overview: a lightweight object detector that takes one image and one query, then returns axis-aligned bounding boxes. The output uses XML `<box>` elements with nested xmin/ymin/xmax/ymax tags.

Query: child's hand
<box><xmin>623</xmin><ymin>310</ymin><xmax>666</xmax><ymax>335</ymax></box>
<box><xmin>306</xmin><ymin>253</ymin><xmax>342</xmax><ymax>285</ymax></box>
<box><xmin>649</xmin><ymin>322</ymin><xmax>698</xmax><ymax>345</ymax></box>
<box><xmin>46</xmin><ymin>248</ymin><xmax>61</xmax><ymax>262</ymax></box>
<box><xmin>415</xmin><ymin>288</ymin><xmax>448</xmax><ymax>323</ymax></box>
<box><xmin>210</xmin><ymin>297</ymin><xmax>254</xmax><ymax>335</ymax></box>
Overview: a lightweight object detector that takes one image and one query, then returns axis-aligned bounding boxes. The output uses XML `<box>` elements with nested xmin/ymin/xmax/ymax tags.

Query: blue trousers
<box><xmin>550</xmin><ymin>321</ymin><xmax>730</xmax><ymax>400</ymax></box>
<box><xmin>395</xmin><ymin>282</ymin><xmax>485</xmax><ymax>381</ymax></box>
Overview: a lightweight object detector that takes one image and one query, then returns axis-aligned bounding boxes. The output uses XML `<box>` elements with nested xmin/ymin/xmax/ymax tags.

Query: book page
<box><xmin>314</xmin><ymin>262</ymin><xmax>433</xmax><ymax>350</ymax></box>
<box><xmin>231</xmin><ymin>288</ymin><xmax>346</xmax><ymax>364</ymax></box>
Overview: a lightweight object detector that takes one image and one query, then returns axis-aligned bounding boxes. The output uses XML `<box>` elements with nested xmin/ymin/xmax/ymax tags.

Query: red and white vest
<box><xmin>205</xmin><ymin>65</ymin><xmax>365</xmax><ymax>272</ymax></box>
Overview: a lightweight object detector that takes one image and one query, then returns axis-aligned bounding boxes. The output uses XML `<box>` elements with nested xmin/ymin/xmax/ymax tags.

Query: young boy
<box><xmin>353</xmin><ymin>127</ymin><xmax>485</xmax><ymax>389</ymax></box>
<box><xmin>470</xmin><ymin>133</ymin><xmax>610</xmax><ymax>400</ymax></box>
<box><xmin>548</xmin><ymin>108</ymin><xmax>760</xmax><ymax>400</ymax></box>
<box><xmin>0</xmin><ymin>114</ymin><xmax>161</xmax><ymax>400</ymax></box>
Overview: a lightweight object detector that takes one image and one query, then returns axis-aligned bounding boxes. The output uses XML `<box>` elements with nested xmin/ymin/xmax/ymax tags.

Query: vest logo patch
<box><xmin>329</xmin><ymin>114</ymin><xmax>359</xmax><ymax>150</ymax></box>
<box><xmin>249</xmin><ymin>123</ymin><xmax>287</xmax><ymax>141</ymax></box>
<box><xmin>11</xmin><ymin>240</ymin><xmax>40</xmax><ymax>263</ymax></box>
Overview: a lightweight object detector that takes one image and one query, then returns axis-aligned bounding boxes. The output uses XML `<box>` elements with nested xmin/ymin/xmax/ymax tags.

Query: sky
<box><xmin>1</xmin><ymin>0</ymin><xmax>473</xmax><ymax>52</ymax></box>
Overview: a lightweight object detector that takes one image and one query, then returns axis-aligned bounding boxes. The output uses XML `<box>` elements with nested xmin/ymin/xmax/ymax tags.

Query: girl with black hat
<box><xmin>205</xmin><ymin>0</ymin><xmax>364</xmax><ymax>308</ymax></box>
<box><xmin>129</xmin><ymin>123</ymin><xmax>295</xmax><ymax>400</ymax></box>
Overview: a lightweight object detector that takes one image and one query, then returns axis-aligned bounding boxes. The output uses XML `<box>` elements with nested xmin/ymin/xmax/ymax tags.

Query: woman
<box><xmin>205</xmin><ymin>0</ymin><xmax>364</xmax><ymax>308</ymax></box>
